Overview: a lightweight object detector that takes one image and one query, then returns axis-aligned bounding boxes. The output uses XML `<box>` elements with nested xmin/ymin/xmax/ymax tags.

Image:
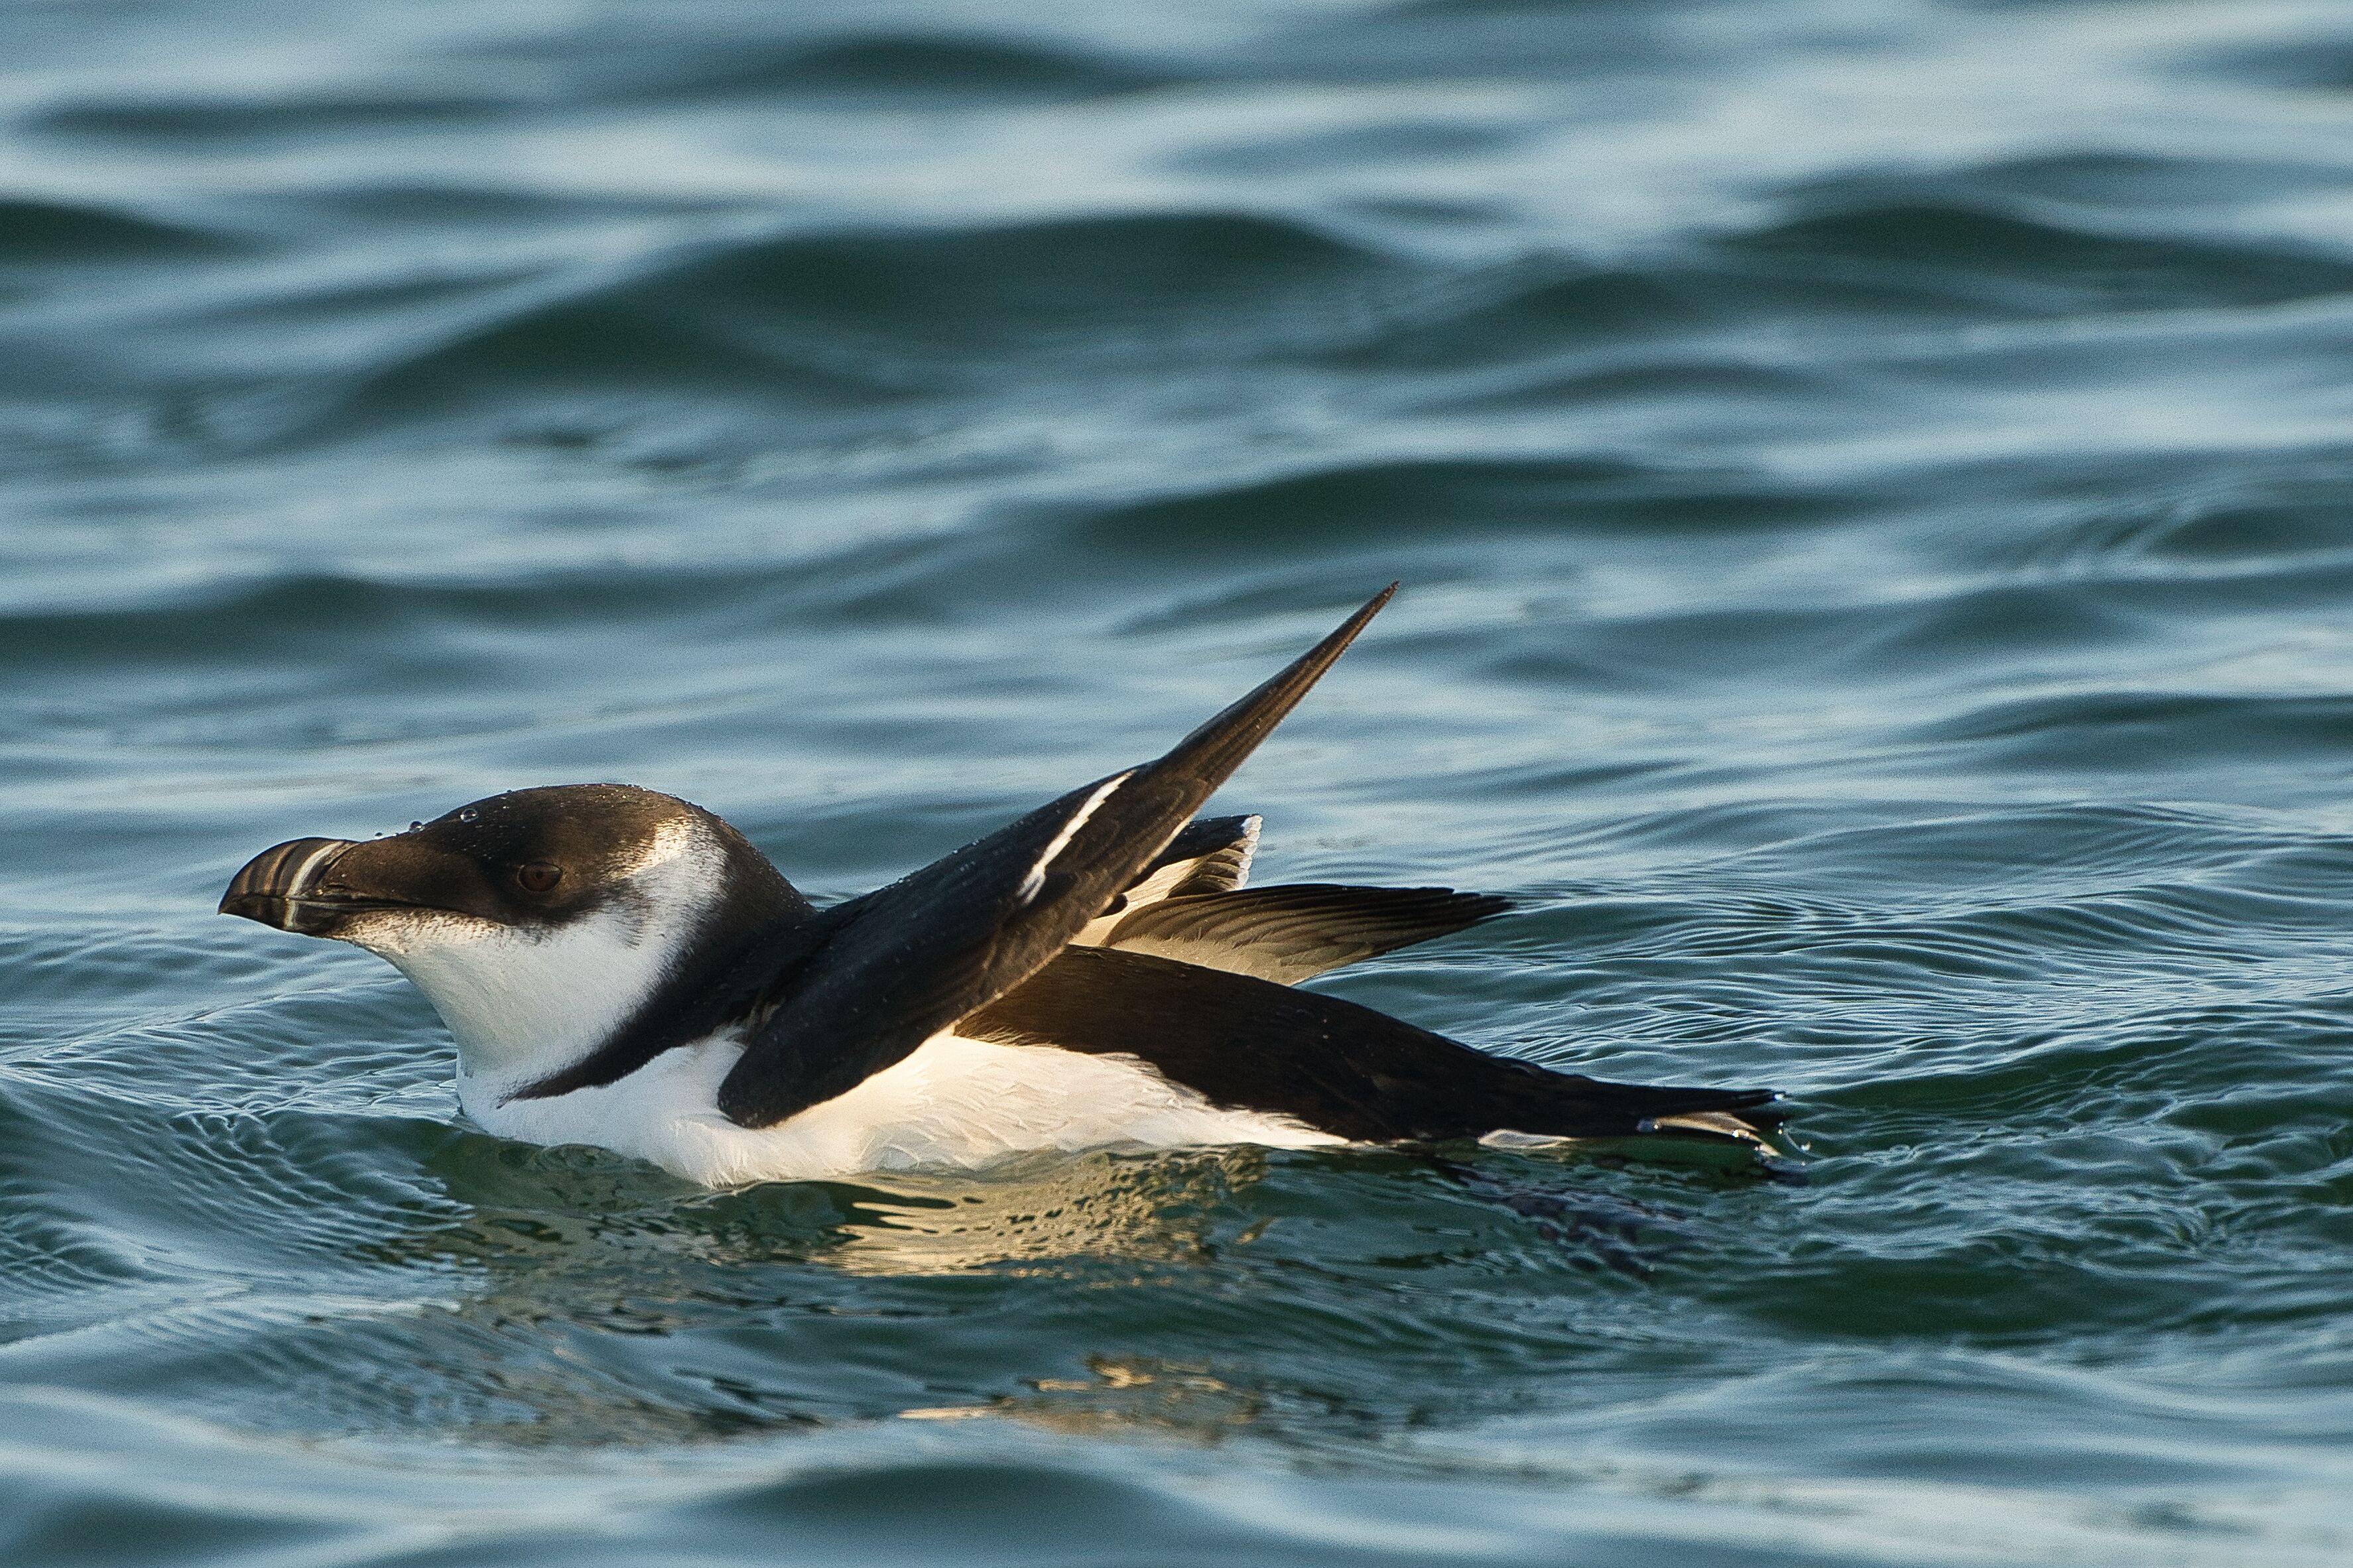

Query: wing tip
<box><xmin>1329</xmin><ymin>581</ymin><xmax>1400</xmax><ymax>654</ymax></box>
<box><xmin>1158</xmin><ymin>583</ymin><xmax>1401</xmax><ymax>787</ymax></box>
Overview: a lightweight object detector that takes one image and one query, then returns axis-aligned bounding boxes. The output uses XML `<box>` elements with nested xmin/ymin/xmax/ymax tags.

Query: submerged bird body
<box><xmin>222</xmin><ymin>589</ymin><xmax>1791</xmax><ymax>1185</ymax></box>
<box><xmin>464</xmin><ymin>1028</ymin><xmax>1344</xmax><ymax>1188</ymax></box>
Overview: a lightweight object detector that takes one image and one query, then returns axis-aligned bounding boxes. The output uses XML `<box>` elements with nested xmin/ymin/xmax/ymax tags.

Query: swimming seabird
<box><xmin>220</xmin><ymin>586</ymin><xmax>1791</xmax><ymax>1185</ymax></box>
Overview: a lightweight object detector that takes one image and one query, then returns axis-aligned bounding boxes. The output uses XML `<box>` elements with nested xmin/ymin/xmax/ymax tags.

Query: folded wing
<box><xmin>962</xmin><ymin>946</ymin><xmax>1785</xmax><ymax>1150</ymax></box>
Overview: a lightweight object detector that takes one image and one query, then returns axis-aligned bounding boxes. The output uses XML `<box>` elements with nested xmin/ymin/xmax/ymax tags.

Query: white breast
<box><xmin>460</xmin><ymin>1032</ymin><xmax>1346</xmax><ymax>1187</ymax></box>
<box><xmin>342</xmin><ymin>816</ymin><xmax>725</xmax><ymax>1097</ymax></box>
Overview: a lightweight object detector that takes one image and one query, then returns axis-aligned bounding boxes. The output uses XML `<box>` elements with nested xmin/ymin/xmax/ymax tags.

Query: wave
<box><xmin>651</xmin><ymin>33</ymin><xmax>1186</xmax><ymax>102</ymax></box>
<box><xmin>32</xmin><ymin>93</ymin><xmax>513</xmax><ymax>144</ymax></box>
<box><xmin>1726</xmin><ymin>193</ymin><xmax>2353</xmax><ymax>314</ymax></box>
<box><xmin>0</xmin><ymin>197</ymin><xmax>235</xmax><ymax>260</ymax></box>
<box><xmin>1922</xmin><ymin>691</ymin><xmax>2353</xmax><ymax>771</ymax></box>
<box><xmin>16</xmin><ymin>174</ymin><xmax>2353</xmax><ymax>471</ymax></box>
<box><xmin>300</xmin><ymin>210</ymin><xmax>1410</xmax><ymax>433</ymax></box>
<box><xmin>12</xmin><ymin>1</ymin><xmax>2353</xmax><ymax>1542</ymax></box>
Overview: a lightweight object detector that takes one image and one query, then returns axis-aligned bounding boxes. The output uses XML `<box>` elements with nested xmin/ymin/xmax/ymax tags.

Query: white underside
<box><xmin>458</xmin><ymin>1030</ymin><xmax>1346</xmax><ymax>1187</ymax></box>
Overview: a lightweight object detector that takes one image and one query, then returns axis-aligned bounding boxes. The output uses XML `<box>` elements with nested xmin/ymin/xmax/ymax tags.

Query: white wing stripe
<box><xmin>1015</xmin><ymin>770</ymin><xmax>1133</xmax><ymax>906</ymax></box>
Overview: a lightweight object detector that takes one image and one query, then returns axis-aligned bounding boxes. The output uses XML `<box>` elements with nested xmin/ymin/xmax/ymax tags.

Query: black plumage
<box><xmin>713</xmin><ymin>585</ymin><xmax>1397</xmax><ymax>1129</ymax></box>
<box><xmin>225</xmin><ymin>583</ymin><xmax>1795</xmax><ymax>1170</ymax></box>
<box><xmin>964</xmin><ymin>946</ymin><xmax>1785</xmax><ymax>1146</ymax></box>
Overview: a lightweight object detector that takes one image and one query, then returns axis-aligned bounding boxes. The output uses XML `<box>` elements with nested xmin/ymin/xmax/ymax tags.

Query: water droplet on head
<box><xmin>458</xmin><ymin>808</ymin><xmax>478</xmax><ymax>823</ymax></box>
<box><xmin>409</xmin><ymin>821</ymin><xmax>422</xmax><ymax>831</ymax></box>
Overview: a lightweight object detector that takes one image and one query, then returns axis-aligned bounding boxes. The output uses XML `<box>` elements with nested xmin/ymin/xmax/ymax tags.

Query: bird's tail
<box><xmin>1481</xmin><ymin>1075</ymin><xmax>1803</xmax><ymax>1176</ymax></box>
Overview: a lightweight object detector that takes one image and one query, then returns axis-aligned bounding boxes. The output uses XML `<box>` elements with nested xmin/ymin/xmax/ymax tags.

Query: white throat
<box><xmin>337</xmin><ymin>817</ymin><xmax>723</xmax><ymax>1103</ymax></box>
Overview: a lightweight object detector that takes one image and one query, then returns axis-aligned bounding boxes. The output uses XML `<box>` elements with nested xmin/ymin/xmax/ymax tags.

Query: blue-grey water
<box><xmin>7</xmin><ymin>1</ymin><xmax>2353</xmax><ymax>1563</ymax></box>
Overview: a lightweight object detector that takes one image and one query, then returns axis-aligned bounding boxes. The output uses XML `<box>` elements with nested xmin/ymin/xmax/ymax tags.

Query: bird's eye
<box><xmin>515</xmin><ymin>862</ymin><xmax>562</xmax><ymax>894</ymax></box>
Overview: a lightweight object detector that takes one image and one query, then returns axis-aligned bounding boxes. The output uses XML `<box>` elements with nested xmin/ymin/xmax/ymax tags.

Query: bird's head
<box><xmin>222</xmin><ymin>784</ymin><xmax>802</xmax><ymax>1094</ymax></box>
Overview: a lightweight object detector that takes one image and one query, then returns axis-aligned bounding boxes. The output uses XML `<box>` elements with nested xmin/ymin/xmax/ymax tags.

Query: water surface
<box><xmin>6</xmin><ymin>1</ymin><xmax>2353</xmax><ymax>1563</ymax></box>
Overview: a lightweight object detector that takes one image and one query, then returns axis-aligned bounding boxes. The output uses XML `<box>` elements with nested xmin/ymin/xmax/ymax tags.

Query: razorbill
<box><xmin>221</xmin><ymin>586</ymin><xmax>1792</xmax><ymax>1185</ymax></box>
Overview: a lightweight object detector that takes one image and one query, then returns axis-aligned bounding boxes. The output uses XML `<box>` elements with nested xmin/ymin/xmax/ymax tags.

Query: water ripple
<box><xmin>8</xmin><ymin>0</ymin><xmax>2353</xmax><ymax>1562</ymax></box>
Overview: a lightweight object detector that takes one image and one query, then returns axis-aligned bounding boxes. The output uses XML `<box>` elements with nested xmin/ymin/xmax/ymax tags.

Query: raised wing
<box><xmin>1097</xmin><ymin>884</ymin><xmax>1510</xmax><ymax>984</ymax></box>
<box><xmin>716</xmin><ymin>585</ymin><xmax>1398</xmax><ymax>1129</ymax></box>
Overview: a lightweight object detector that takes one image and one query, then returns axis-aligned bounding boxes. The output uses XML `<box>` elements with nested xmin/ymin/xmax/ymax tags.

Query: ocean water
<box><xmin>7</xmin><ymin>0</ymin><xmax>2353</xmax><ymax>1562</ymax></box>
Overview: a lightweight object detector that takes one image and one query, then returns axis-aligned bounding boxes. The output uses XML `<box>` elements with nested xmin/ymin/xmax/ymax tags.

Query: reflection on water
<box><xmin>319</xmin><ymin>1137</ymin><xmax>1720</xmax><ymax>1449</ymax></box>
<box><xmin>826</xmin><ymin>1148</ymin><xmax>1274</xmax><ymax>1278</ymax></box>
<box><xmin>399</xmin><ymin>1142</ymin><xmax>1279</xmax><ymax>1282</ymax></box>
<box><xmin>908</xmin><ymin>1354</ymin><xmax>1266</xmax><ymax>1441</ymax></box>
